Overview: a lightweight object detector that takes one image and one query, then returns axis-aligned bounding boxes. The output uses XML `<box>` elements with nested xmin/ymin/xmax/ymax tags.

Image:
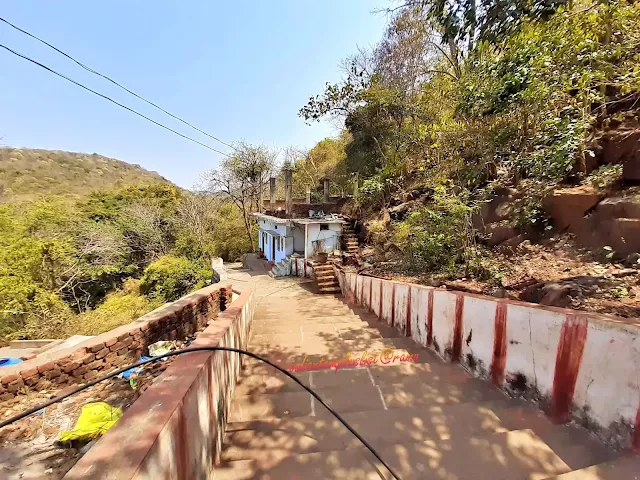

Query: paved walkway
<box><xmin>217</xmin><ymin>267</ymin><xmax>636</xmax><ymax>479</ymax></box>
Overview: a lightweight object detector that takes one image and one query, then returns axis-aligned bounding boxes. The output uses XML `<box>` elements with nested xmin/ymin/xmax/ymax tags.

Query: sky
<box><xmin>0</xmin><ymin>1</ymin><xmax>388</xmax><ymax>188</ymax></box>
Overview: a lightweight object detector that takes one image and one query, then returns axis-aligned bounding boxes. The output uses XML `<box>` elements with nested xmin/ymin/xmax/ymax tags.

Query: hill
<box><xmin>0</xmin><ymin>148</ymin><xmax>171</xmax><ymax>201</ymax></box>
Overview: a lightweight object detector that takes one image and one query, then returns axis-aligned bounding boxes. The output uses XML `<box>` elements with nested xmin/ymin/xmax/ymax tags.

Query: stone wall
<box><xmin>64</xmin><ymin>287</ymin><xmax>256</xmax><ymax>479</ymax></box>
<box><xmin>335</xmin><ymin>267</ymin><xmax>640</xmax><ymax>450</ymax></box>
<box><xmin>0</xmin><ymin>284</ymin><xmax>233</xmax><ymax>401</ymax></box>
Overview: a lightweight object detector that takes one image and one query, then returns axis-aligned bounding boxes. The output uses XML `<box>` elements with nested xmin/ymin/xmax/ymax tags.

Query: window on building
<box><xmin>320</xmin><ymin>224</ymin><xmax>329</xmax><ymax>231</ymax></box>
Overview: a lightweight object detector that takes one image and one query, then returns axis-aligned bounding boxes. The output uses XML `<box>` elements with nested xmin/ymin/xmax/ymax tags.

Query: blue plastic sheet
<box><xmin>119</xmin><ymin>356</ymin><xmax>151</xmax><ymax>379</ymax></box>
<box><xmin>0</xmin><ymin>358</ymin><xmax>23</xmax><ymax>367</ymax></box>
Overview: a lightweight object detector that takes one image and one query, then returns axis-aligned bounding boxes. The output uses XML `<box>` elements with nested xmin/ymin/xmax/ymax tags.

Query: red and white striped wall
<box><xmin>291</xmin><ymin>258</ymin><xmax>314</xmax><ymax>279</ymax></box>
<box><xmin>335</xmin><ymin>268</ymin><xmax>640</xmax><ymax>450</ymax></box>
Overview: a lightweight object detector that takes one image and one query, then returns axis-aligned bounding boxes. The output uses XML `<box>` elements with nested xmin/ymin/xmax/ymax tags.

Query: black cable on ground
<box><xmin>0</xmin><ymin>346</ymin><xmax>401</xmax><ymax>480</ymax></box>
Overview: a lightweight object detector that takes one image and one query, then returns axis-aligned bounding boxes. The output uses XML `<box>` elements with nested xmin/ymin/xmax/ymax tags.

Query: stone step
<box><xmin>223</xmin><ymin>400</ymin><xmax>518</xmax><ymax>458</ymax></box>
<box><xmin>314</xmin><ymin>269</ymin><xmax>335</xmax><ymax>274</ymax></box>
<box><xmin>249</xmin><ymin>334</ymin><xmax>419</xmax><ymax>353</ymax></box>
<box><xmin>251</xmin><ymin>321</ymin><xmax>364</xmax><ymax>335</ymax></box>
<box><xmin>312</xmin><ymin>264</ymin><xmax>334</xmax><ymax>270</ymax></box>
<box><xmin>255</xmin><ymin>308</ymin><xmax>356</xmax><ymax>318</ymax></box>
<box><xmin>251</xmin><ymin>323</ymin><xmax>400</xmax><ymax>341</ymax></box>
<box><xmin>253</xmin><ymin>315</ymin><xmax>369</xmax><ymax>326</ymax></box>
<box><xmin>544</xmin><ymin>454</ymin><xmax>640</xmax><ymax>479</ymax></box>
<box><xmin>228</xmin><ymin>384</ymin><xmax>385</xmax><ymax>422</ymax></box>
<box><xmin>317</xmin><ymin>285</ymin><xmax>340</xmax><ymax>292</ymax></box>
<box><xmin>318</xmin><ymin>287</ymin><xmax>341</xmax><ymax>294</ymax></box>
<box><xmin>213</xmin><ymin>448</ymin><xmax>382</xmax><ymax>480</ymax></box>
<box><xmin>371</xmin><ymin>429</ymin><xmax>572</xmax><ymax>479</ymax></box>
<box><xmin>235</xmin><ymin>346</ymin><xmax>429</xmax><ymax>392</ymax></box>
<box><xmin>215</xmin><ymin>429</ymin><xmax>573</xmax><ymax>480</ymax></box>
<box><xmin>315</xmin><ymin>273</ymin><xmax>337</xmax><ymax>279</ymax></box>
<box><xmin>317</xmin><ymin>275</ymin><xmax>339</xmax><ymax>281</ymax></box>
<box><xmin>227</xmin><ymin>374</ymin><xmax>508</xmax><ymax>423</ymax></box>
<box><xmin>223</xmin><ymin>398</ymin><xmax>615</xmax><ymax>471</ymax></box>
<box><xmin>313</xmin><ymin>270</ymin><xmax>335</xmax><ymax>276</ymax></box>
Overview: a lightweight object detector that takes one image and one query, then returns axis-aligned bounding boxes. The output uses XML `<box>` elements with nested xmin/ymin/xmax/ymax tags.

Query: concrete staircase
<box><xmin>342</xmin><ymin>223</ymin><xmax>360</xmax><ymax>255</ymax></box>
<box><xmin>311</xmin><ymin>262</ymin><xmax>341</xmax><ymax>294</ymax></box>
<box><xmin>214</xmin><ymin>284</ymin><xmax>639</xmax><ymax>479</ymax></box>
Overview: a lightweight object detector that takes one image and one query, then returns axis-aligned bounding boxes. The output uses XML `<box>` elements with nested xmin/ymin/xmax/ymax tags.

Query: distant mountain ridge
<box><xmin>0</xmin><ymin>148</ymin><xmax>172</xmax><ymax>201</ymax></box>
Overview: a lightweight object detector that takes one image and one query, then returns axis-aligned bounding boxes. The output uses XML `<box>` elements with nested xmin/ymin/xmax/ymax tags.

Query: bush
<box><xmin>392</xmin><ymin>185</ymin><xmax>476</xmax><ymax>273</ymax></box>
<box><xmin>1</xmin><ymin>285</ymin><xmax>74</xmax><ymax>341</ymax></box>
<box><xmin>71</xmin><ymin>283</ymin><xmax>163</xmax><ymax>336</ymax></box>
<box><xmin>140</xmin><ymin>255</ymin><xmax>211</xmax><ymax>302</ymax></box>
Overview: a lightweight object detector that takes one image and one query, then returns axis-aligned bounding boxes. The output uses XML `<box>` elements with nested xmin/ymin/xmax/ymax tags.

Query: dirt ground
<box><xmin>367</xmin><ymin>234</ymin><xmax>640</xmax><ymax>320</ymax></box>
<box><xmin>0</xmin><ymin>340</ymin><xmax>189</xmax><ymax>479</ymax></box>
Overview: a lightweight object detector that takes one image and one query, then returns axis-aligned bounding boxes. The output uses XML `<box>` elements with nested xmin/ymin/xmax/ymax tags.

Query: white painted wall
<box><xmin>291</xmin><ymin>258</ymin><xmax>314</xmax><ymax>278</ymax></box>
<box><xmin>337</xmin><ymin>270</ymin><xmax>640</xmax><ymax>448</ymax></box>
<box><xmin>370</xmin><ymin>277</ymin><xmax>382</xmax><ymax>319</ymax></box>
<box><xmin>504</xmin><ymin>304</ymin><xmax>563</xmax><ymax>399</ymax></box>
<box><xmin>257</xmin><ymin>219</ymin><xmax>293</xmax><ymax>263</ymax></box>
<box><xmin>304</xmin><ymin>222</ymin><xmax>342</xmax><ymax>256</ymax></box>
<box><xmin>292</xmin><ymin>225</ymin><xmax>305</xmax><ymax>254</ymax></box>
<box><xmin>412</xmin><ymin>287</ymin><xmax>429</xmax><ymax>346</ymax></box>
<box><xmin>573</xmin><ymin>319</ymin><xmax>640</xmax><ymax>429</ymax></box>
<box><xmin>431</xmin><ymin>290</ymin><xmax>457</xmax><ymax>358</ymax></box>
<box><xmin>394</xmin><ymin>284</ymin><xmax>410</xmax><ymax>333</ymax></box>
<box><xmin>461</xmin><ymin>297</ymin><xmax>498</xmax><ymax>376</ymax></box>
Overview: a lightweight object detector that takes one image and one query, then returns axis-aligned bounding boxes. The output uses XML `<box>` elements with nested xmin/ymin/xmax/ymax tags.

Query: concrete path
<box><xmin>217</xmin><ymin>268</ymin><xmax>638</xmax><ymax>479</ymax></box>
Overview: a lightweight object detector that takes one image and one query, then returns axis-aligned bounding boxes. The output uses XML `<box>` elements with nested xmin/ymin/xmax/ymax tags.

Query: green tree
<box><xmin>204</xmin><ymin>143</ymin><xmax>278</xmax><ymax>247</ymax></box>
<box><xmin>139</xmin><ymin>255</ymin><xmax>211</xmax><ymax>303</ymax></box>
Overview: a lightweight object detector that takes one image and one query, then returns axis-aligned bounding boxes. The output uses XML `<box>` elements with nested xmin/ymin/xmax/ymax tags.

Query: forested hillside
<box><xmin>0</xmin><ymin>148</ymin><xmax>169</xmax><ymax>201</ymax></box>
<box><xmin>0</xmin><ymin>151</ymin><xmax>251</xmax><ymax>342</ymax></box>
<box><xmin>296</xmin><ymin>0</ymin><xmax>640</xmax><ymax>316</ymax></box>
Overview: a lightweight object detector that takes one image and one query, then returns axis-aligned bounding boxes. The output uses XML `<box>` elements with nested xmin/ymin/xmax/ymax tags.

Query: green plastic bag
<box><xmin>59</xmin><ymin>402</ymin><xmax>123</xmax><ymax>442</ymax></box>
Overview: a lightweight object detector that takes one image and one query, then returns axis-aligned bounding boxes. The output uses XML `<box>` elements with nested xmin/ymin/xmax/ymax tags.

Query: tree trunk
<box><xmin>448</xmin><ymin>37</ymin><xmax>462</xmax><ymax>78</ymax></box>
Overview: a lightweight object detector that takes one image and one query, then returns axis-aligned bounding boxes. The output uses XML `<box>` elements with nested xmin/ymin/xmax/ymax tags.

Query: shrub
<box><xmin>392</xmin><ymin>185</ymin><xmax>476</xmax><ymax>273</ymax></box>
<box><xmin>140</xmin><ymin>255</ymin><xmax>211</xmax><ymax>302</ymax></box>
<box><xmin>1</xmin><ymin>285</ymin><xmax>74</xmax><ymax>341</ymax></box>
<box><xmin>71</xmin><ymin>283</ymin><xmax>163</xmax><ymax>336</ymax></box>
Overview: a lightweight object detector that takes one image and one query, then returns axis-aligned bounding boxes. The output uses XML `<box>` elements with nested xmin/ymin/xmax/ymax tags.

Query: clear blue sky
<box><xmin>0</xmin><ymin>1</ymin><xmax>388</xmax><ymax>188</ymax></box>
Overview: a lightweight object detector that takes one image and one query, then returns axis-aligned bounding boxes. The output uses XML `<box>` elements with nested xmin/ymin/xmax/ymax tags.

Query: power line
<box><xmin>0</xmin><ymin>43</ymin><xmax>231</xmax><ymax>157</ymax></box>
<box><xmin>0</xmin><ymin>16</ymin><xmax>235</xmax><ymax>151</ymax></box>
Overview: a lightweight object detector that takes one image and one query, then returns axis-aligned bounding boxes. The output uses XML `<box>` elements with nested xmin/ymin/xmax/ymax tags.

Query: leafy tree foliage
<box><xmin>204</xmin><ymin>143</ymin><xmax>278</xmax><ymax>247</ymax></box>
<box><xmin>300</xmin><ymin>0</ymin><xmax>640</xmax><ymax>274</ymax></box>
<box><xmin>1</xmin><ymin>181</ymin><xmax>252</xmax><ymax>341</ymax></box>
<box><xmin>139</xmin><ymin>256</ymin><xmax>210</xmax><ymax>303</ymax></box>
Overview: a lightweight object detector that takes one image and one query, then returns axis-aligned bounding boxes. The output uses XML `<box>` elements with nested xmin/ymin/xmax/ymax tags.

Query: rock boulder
<box><xmin>542</xmin><ymin>185</ymin><xmax>602</xmax><ymax>230</ymax></box>
<box><xmin>484</xmin><ymin>223</ymin><xmax>518</xmax><ymax>247</ymax></box>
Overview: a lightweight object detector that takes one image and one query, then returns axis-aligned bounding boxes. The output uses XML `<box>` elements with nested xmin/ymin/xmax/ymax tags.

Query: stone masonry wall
<box><xmin>0</xmin><ymin>284</ymin><xmax>233</xmax><ymax>401</ymax></box>
<box><xmin>64</xmin><ymin>287</ymin><xmax>256</xmax><ymax>480</ymax></box>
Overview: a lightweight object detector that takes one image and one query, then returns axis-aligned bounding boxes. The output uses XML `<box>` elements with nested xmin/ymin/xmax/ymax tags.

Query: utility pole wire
<box><xmin>0</xmin><ymin>43</ymin><xmax>231</xmax><ymax>157</ymax></box>
<box><xmin>0</xmin><ymin>16</ymin><xmax>235</xmax><ymax>151</ymax></box>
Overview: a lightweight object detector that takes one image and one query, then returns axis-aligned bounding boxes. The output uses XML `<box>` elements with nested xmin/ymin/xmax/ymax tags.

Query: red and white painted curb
<box><xmin>337</xmin><ymin>268</ymin><xmax>640</xmax><ymax>450</ymax></box>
